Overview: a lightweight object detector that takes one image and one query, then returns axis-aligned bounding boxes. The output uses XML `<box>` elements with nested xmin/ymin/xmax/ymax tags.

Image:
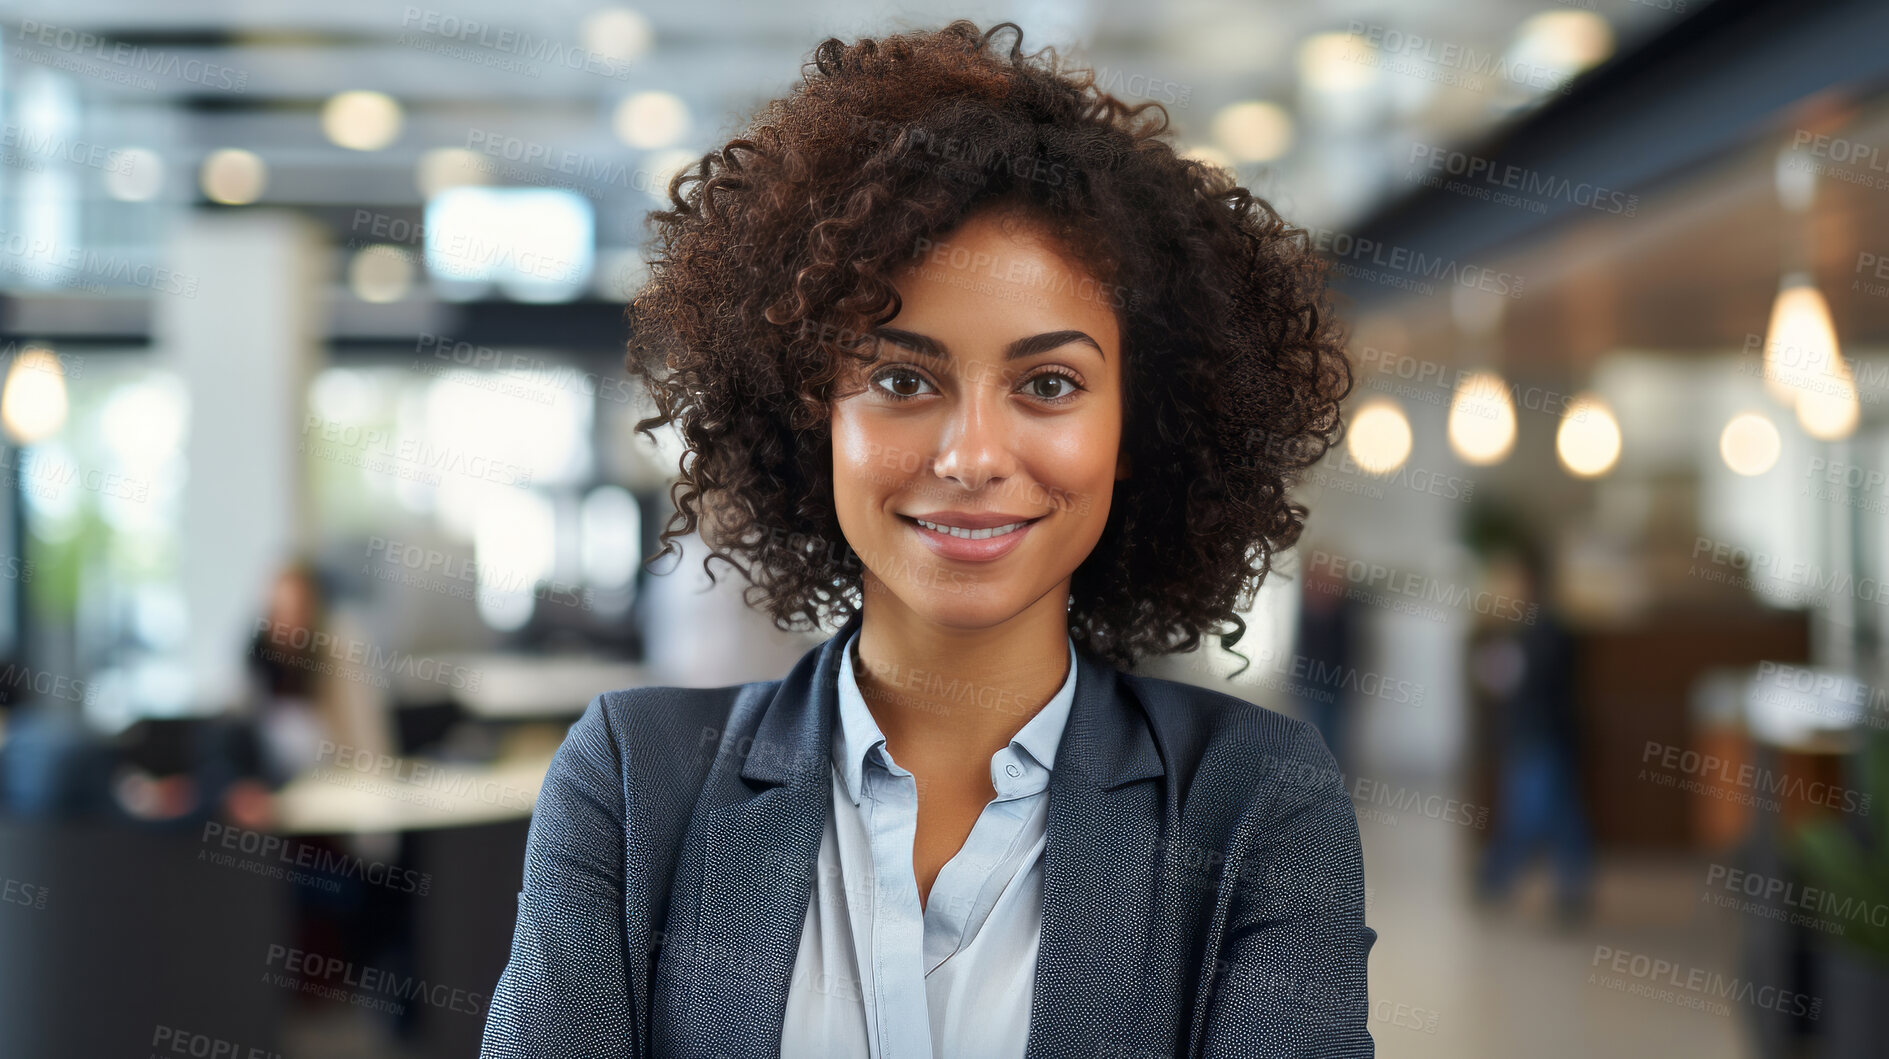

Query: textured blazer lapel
<box><xmin>652</xmin><ymin>614</ymin><xmax>856</xmax><ymax>1059</ymax></box>
<box><xmin>654</xmin><ymin>619</ymin><xmax>1169</xmax><ymax>1058</ymax></box>
<box><xmin>1028</xmin><ymin>647</ymin><xmax>1168</xmax><ymax>1059</ymax></box>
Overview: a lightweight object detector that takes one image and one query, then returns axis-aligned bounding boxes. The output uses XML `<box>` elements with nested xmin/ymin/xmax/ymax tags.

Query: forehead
<box><xmin>886</xmin><ymin>208</ymin><xmax>1122</xmax><ymax>352</ymax></box>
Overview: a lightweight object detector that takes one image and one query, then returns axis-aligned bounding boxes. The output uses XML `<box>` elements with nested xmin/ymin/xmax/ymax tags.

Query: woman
<box><xmin>483</xmin><ymin>20</ymin><xmax>1373</xmax><ymax>1058</ymax></box>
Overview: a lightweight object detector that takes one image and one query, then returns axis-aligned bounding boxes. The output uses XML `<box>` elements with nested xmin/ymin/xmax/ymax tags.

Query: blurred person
<box><xmin>52</xmin><ymin>561</ymin><xmax>395</xmax><ymax>831</ymax></box>
<box><xmin>1470</xmin><ymin>538</ymin><xmax>1593</xmax><ymax>923</ymax></box>
<box><xmin>105</xmin><ymin>715</ymin><xmax>272</xmax><ymax>831</ymax></box>
<box><xmin>242</xmin><ymin>560</ymin><xmax>411</xmax><ymax>1034</ymax></box>
<box><xmin>484</xmin><ymin>21</ymin><xmax>1373</xmax><ymax>1059</ymax></box>
<box><xmin>245</xmin><ymin>559</ymin><xmax>394</xmax><ymax>787</ymax></box>
<box><xmin>1292</xmin><ymin>552</ymin><xmax>1360</xmax><ymax>767</ymax></box>
<box><xmin>0</xmin><ymin>639</ymin><xmax>276</xmax><ymax>827</ymax></box>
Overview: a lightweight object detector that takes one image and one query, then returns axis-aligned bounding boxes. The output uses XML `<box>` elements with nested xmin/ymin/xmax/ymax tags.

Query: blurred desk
<box><xmin>395</xmin><ymin>651</ymin><xmax>649</xmax><ymax>719</ymax></box>
<box><xmin>271</xmin><ymin>744</ymin><xmax>557</xmax><ymax>834</ymax></box>
<box><xmin>278</xmin><ymin>651</ymin><xmax>645</xmax><ymax>834</ymax></box>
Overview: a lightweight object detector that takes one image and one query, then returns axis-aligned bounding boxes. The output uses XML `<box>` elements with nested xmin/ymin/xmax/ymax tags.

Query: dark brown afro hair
<box><xmin>625</xmin><ymin>18</ymin><xmax>1352</xmax><ymax>670</ymax></box>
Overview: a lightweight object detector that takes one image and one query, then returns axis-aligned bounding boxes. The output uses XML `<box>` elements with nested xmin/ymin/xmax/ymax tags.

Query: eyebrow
<box><xmin>872</xmin><ymin>327</ymin><xmax>1105</xmax><ymax>363</ymax></box>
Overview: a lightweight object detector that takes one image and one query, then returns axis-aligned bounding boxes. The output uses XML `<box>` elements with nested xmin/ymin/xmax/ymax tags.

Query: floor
<box><xmin>1360</xmin><ymin>797</ymin><xmax>1759</xmax><ymax>1059</ymax></box>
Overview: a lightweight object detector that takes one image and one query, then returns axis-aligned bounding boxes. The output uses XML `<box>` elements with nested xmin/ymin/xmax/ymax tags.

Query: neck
<box><xmin>851</xmin><ymin>576</ymin><xmax>1073</xmax><ymax>778</ymax></box>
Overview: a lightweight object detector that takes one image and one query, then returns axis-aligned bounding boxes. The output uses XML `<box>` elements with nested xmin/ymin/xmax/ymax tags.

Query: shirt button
<box><xmin>1006</xmin><ymin>764</ymin><xmax>1022</xmax><ymax>778</ymax></box>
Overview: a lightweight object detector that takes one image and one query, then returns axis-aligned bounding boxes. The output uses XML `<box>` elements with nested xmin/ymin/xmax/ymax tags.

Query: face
<box><xmin>830</xmin><ymin>206</ymin><xmax>1129</xmax><ymax>632</ymax></box>
<box><xmin>271</xmin><ymin>572</ymin><xmax>314</xmax><ymax>629</ymax></box>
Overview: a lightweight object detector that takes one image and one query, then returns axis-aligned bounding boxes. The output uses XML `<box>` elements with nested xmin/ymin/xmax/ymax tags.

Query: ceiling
<box><xmin>4</xmin><ymin>0</ymin><xmax>1693</xmax><ymax>243</ymax></box>
<box><xmin>1343</xmin><ymin>75</ymin><xmax>1889</xmax><ymax>370</ymax></box>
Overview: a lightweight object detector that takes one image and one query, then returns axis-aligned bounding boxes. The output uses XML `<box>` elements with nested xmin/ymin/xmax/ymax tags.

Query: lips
<box><xmin>911</xmin><ymin>516</ymin><xmax>1033</xmax><ymax>540</ymax></box>
<box><xmin>899</xmin><ymin>510</ymin><xmax>1044</xmax><ymax>562</ymax></box>
<box><xmin>905</xmin><ymin>509</ymin><xmax>1042</xmax><ymax>530</ymax></box>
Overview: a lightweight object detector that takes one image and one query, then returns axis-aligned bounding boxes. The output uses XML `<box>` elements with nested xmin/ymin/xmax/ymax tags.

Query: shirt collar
<box><xmin>832</xmin><ymin>627</ymin><xmax>1079</xmax><ymax>806</ymax></box>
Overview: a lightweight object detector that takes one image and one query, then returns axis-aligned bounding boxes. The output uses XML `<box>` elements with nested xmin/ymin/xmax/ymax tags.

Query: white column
<box><xmin>154</xmin><ymin>210</ymin><xmax>326</xmax><ymax>710</ymax></box>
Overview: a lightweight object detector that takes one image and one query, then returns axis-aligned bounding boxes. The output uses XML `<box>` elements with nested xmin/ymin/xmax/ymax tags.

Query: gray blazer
<box><xmin>480</xmin><ymin>611</ymin><xmax>1376</xmax><ymax>1058</ymax></box>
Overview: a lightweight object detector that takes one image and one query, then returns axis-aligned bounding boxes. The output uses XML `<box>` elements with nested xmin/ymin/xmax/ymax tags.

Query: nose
<box><xmin>930</xmin><ymin>383</ymin><xmax>1018</xmax><ymax>492</ymax></box>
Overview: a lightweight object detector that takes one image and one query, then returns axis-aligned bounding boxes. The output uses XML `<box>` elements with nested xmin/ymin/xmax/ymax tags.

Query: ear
<box><xmin>1115</xmin><ymin>448</ymin><xmax>1131</xmax><ymax>481</ymax></box>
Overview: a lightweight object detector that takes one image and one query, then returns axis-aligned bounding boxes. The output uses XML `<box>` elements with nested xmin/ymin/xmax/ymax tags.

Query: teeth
<box><xmin>914</xmin><ymin>518</ymin><xmax>1029</xmax><ymax>540</ymax></box>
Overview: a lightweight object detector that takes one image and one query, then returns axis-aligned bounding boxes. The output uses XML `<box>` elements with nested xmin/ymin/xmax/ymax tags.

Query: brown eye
<box><xmin>872</xmin><ymin>367</ymin><xmax>935</xmax><ymax>400</ymax></box>
<box><xmin>1025</xmin><ymin>372</ymin><xmax>1079</xmax><ymax>400</ymax></box>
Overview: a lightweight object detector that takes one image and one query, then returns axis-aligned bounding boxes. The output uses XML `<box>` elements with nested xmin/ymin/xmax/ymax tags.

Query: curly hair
<box><xmin>624</xmin><ymin>19</ymin><xmax>1352</xmax><ymax>670</ymax></box>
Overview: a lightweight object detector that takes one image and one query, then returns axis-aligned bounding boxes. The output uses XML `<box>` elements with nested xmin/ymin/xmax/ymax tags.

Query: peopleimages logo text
<box><xmin>1303</xmin><ymin>227</ymin><xmax>1524</xmax><ymax>298</ymax></box>
<box><xmin>400</xmin><ymin>8</ymin><xmax>634</xmax><ymax>79</ymax></box>
<box><xmin>1407</xmin><ymin>144</ymin><xmax>1639</xmax><ymax>216</ymax></box>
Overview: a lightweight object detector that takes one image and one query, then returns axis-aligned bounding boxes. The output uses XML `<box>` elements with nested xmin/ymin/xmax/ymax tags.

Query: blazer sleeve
<box><xmin>1200</xmin><ymin>721</ymin><xmax>1377</xmax><ymax>1058</ymax></box>
<box><xmin>481</xmin><ymin>695</ymin><xmax>640</xmax><ymax>1059</ymax></box>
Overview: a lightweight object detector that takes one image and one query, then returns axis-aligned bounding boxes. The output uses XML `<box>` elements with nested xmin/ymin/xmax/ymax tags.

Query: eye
<box><xmin>1019</xmin><ymin>369</ymin><xmax>1083</xmax><ymax>403</ymax></box>
<box><xmin>870</xmin><ymin>366</ymin><xmax>937</xmax><ymax>401</ymax></box>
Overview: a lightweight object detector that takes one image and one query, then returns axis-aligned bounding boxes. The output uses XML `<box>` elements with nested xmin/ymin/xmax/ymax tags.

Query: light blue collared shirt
<box><xmin>779</xmin><ymin>628</ymin><xmax>1079</xmax><ymax>1059</ymax></box>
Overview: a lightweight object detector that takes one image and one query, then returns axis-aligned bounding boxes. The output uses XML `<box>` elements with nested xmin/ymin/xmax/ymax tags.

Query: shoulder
<box><xmin>1116</xmin><ymin>668</ymin><xmax>1345</xmax><ymax>812</ymax></box>
<box><xmin>527</xmin><ymin>679</ymin><xmax>785</xmax><ymax>856</ymax></box>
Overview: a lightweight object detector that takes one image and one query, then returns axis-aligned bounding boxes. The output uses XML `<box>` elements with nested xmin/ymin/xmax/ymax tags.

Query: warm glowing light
<box><xmin>1</xmin><ymin>346</ymin><xmax>68</xmax><ymax>444</ymax></box>
<box><xmin>322</xmin><ymin>91</ymin><xmax>403</xmax><ymax>151</ymax></box>
<box><xmin>1795</xmin><ymin>355</ymin><xmax>1859</xmax><ymax>440</ymax></box>
<box><xmin>613</xmin><ymin>91</ymin><xmax>689</xmax><ymax>150</ymax></box>
<box><xmin>1347</xmin><ymin>397</ymin><xmax>1412</xmax><ymax>475</ymax></box>
<box><xmin>1762</xmin><ymin>273</ymin><xmax>1852</xmax><ymax>440</ymax></box>
<box><xmin>1720</xmin><ymin>412</ymin><xmax>1781</xmax><ymax>476</ymax></box>
<box><xmin>1447</xmin><ymin>371</ymin><xmax>1516</xmax><ymax>466</ymax></box>
<box><xmin>1211</xmin><ymin>102</ymin><xmax>1294</xmax><ymax>163</ymax></box>
<box><xmin>1298</xmin><ymin>32</ymin><xmax>1377</xmax><ymax>94</ymax></box>
<box><xmin>200</xmin><ymin>148</ymin><xmax>266</xmax><ymax>204</ymax></box>
<box><xmin>1555</xmin><ymin>393</ymin><xmax>1621</xmax><ymax>478</ymax></box>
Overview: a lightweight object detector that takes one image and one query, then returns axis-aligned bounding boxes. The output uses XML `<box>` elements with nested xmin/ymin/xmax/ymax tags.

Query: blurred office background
<box><xmin>0</xmin><ymin>0</ymin><xmax>1885</xmax><ymax>1055</ymax></box>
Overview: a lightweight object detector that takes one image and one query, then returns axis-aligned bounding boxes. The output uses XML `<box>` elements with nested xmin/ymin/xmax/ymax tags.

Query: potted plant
<box><xmin>1790</xmin><ymin>730</ymin><xmax>1889</xmax><ymax>1058</ymax></box>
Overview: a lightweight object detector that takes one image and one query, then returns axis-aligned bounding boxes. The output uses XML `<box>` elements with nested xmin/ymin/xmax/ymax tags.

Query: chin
<box><xmin>875</xmin><ymin>562</ymin><xmax>1073</xmax><ymax>634</ymax></box>
<box><xmin>909</xmin><ymin>596</ymin><xmax>1026</xmax><ymax>633</ymax></box>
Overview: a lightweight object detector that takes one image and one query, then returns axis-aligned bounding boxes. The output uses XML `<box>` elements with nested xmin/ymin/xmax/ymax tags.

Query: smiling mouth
<box><xmin>907</xmin><ymin>516</ymin><xmax>1038</xmax><ymax>539</ymax></box>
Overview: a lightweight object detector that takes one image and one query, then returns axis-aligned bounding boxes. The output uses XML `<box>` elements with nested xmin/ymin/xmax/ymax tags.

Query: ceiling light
<box><xmin>1719</xmin><ymin>412</ymin><xmax>1780</xmax><ymax>476</ymax></box>
<box><xmin>2</xmin><ymin>346</ymin><xmax>69</xmax><ymax>444</ymax></box>
<box><xmin>613</xmin><ymin>91</ymin><xmax>689</xmax><ymax>150</ymax></box>
<box><xmin>1347</xmin><ymin>397</ymin><xmax>1412</xmax><ymax>475</ymax></box>
<box><xmin>1447</xmin><ymin>371</ymin><xmax>1517</xmax><ymax>466</ymax></box>
<box><xmin>323</xmin><ymin>90</ymin><xmax>403</xmax><ymax>151</ymax></box>
<box><xmin>1211</xmin><ymin>101</ymin><xmax>1294</xmax><ymax>163</ymax></box>
<box><xmin>200</xmin><ymin>148</ymin><xmax>266</xmax><ymax>204</ymax></box>
<box><xmin>1555</xmin><ymin>393</ymin><xmax>1621</xmax><ymax>478</ymax></box>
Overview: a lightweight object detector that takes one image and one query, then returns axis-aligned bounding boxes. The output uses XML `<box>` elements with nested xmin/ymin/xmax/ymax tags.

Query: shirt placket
<box><xmin>862</xmin><ymin>747</ymin><xmax>935</xmax><ymax>1059</ymax></box>
<box><xmin>919</xmin><ymin>747</ymin><xmax>1040</xmax><ymax>974</ymax></box>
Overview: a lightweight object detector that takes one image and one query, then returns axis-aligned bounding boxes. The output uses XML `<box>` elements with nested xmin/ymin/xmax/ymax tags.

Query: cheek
<box><xmin>830</xmin><ymin>414</ymin><xmax>869</xmax><ymax>490</ymax></box>
<box><xmin>1052</xmin><ymin>400</ymin><xmax>1123</xmax><ymax>531</ymax></box>
<box><xmin>829</xmin><ymin>406</ymin><xmax>901</xmax><ymax>511</ymax></box>
<box><xmin>832</xmin><ymin>403</ymin><xmax>940</xmax><ymax>493</ymax></box>
<box><xmin>1031</xmin><ymin>409</ymin><xmax>1122</xmax><ymax>490</ymax></box>
<box><xmin>1041</xmin><ymin>431</ymin><xmax>1113</xmax><ymax>478</ymax></box>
